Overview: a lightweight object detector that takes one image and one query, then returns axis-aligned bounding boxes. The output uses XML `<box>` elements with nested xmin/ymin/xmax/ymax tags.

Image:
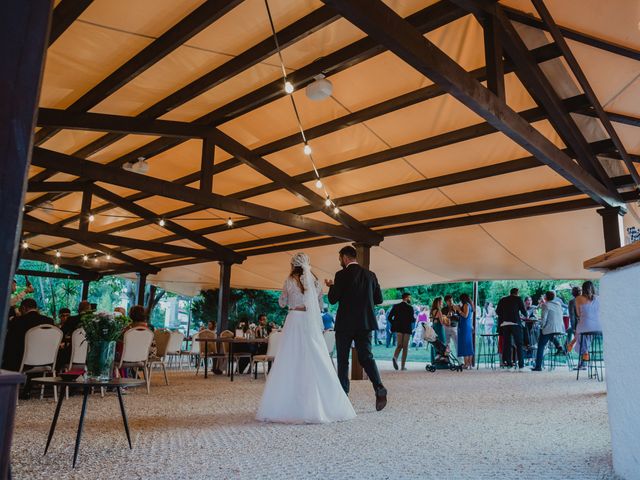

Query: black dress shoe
<box><xmin>213</xmin><ymin>369</ymin><xmax>223</xmax><ymax>375</ymax></box>
<box><xmin>530</xmin><ymin>367</ymin><xmax>542</xmax><ymax>371</ymax></box>
<box><xmin>375</xmin><ymin>387</ymin><xmax>387</xmax><ymax>411</ymax></box>
<box><xmin>392</xmin><ymin>358</ymin><xmax>398</xmax><ymax>370</ymax></box>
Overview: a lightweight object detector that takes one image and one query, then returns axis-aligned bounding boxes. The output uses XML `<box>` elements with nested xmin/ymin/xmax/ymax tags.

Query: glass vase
<box><xmin>86</xmin><ymin>340</ymin><xmax>116</xmax><ymax>381</ymax></box>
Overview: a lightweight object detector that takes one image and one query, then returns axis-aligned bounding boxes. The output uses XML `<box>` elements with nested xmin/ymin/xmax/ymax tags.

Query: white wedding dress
<box><xmin>256</xmin><ymin>271</ymin><xmax>356</xmax><ymax>424</ymax></box>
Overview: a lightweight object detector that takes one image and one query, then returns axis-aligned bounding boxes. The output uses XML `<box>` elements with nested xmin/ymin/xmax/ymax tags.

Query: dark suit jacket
<box><xmin>496</xmin><ymin>295</ymin><xmax>527</xmax><ymax>328</ymax></box>
<box><xmin>62</xmin><ymin>314</ymin><xmax>83</xmax><ymax>337</ymax></box>
<box><xmin>2</xmin><ymin>310</ymin><xmax>54</xmax><ymax>371</ymax></box>
<box><xmin>327</xmin><ymin>263</ymin><xmax>383</xmax><ymax>332</ymax></box>
<box><xmin>388</xmin><ymin>301</ymin><xmax>415</xmax><ymax>334</ymax></box>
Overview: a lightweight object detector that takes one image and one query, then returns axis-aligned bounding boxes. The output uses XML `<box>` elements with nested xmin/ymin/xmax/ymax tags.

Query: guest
<box><xmin>496</xmin><ymin>288</ymin><xmax>527</xmax><ymax>370</ymax></box>
<box><xmin>531</xmin><ymin>291</ymin><xmax>566</xmax><ymax>371</ymax></box>
<box><xmin>2</xmin><ymin>299</ymin><xmax>54</xmax><ymax>397</ymax></box>
<box><xmin>128</xmin><ymin>305</ymin><xmax>150</xmax><ymax>329</ymax></box>
<box><xmin>454</xmin><ymin>294</ymin><xmax>474</xmax><ymax>369</ymax></box>
<box><xmin>10</xmin><ymin>278</ymin><xmax>34</xmax><ymax>307</ymax></box>
<box><xmin>207</xmin><ymin>321</ymin><xmax>215</xmax><ymax>331</ymax></box>
<box><xmin>62</xmin><ymin>300</ymin><xmax>92</xmax><ymax>337</ymax></box>
<box><xmin>441</xmin><ymin>295</ymin><xmax>458</xmax><ymax>357</ymax></box>
<box><xmin>58</xmin><ymin>307</ymin><xmax>71</xmax><ymax>326</ymax></box>
<box><xmin>522</xmin><ymin>296</ymin><xmax>538</xmax><ymax>358</ymax></box>
<box><xmin>481</xmin><ymin>301</ymin><xmax>495</xmax><ymax>334</ymax></box>
<box><xmin>385</xmin><ymin>307</ymin><xmax>396</xmax><ymax>348</ymax></box>
<box><xmin>114</xmin><ymin>306</ymin><xmax>126</xmax><ymax>316</ymax></box>
<box><xmin>388</xmin><ymin>293</ymin><xmax>415</xmax><ymax>370</ymax></box>
<box><xmin>567</xmin><ymin>286</ymin><xmax>581</xmax><ymax>345</ymax></box>
<box><xmin>257</xmin><ymin>314</ymin><xmax>273</xmax><ymax>338</ymax></box>
<box><xmin>375</xmin><ymin>308</ymin><xmax>386</xmax><ymax>345</ymax></box>
<box><xmin>574</xmin><ymin>281</ymin><xmax>602</xmax><ymax>368</ymax></box>
<box><xmin>429</xmin><ymin>297</ymin><xmax>446</xmax><ymax>363</ymax></box>
<box><xmin>322</xmin><ymin>307</ymin><xmax>335</xmax><ymax>332</ymax></box>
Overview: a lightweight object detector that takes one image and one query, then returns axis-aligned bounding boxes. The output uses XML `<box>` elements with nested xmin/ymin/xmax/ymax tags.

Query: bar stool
<box><xmin>576</xmin><ymin>331</ymin><xmax>604</xmax><ymax>381</ymax></box>
<box><xmin>476</xmin><ymin>334</ymin><xmax>498</xmax><ymax>369</ymax></box>
<box><xmin>543</xmin><ymin>333</ymin><xmax>574</xmax><ymax>371</ymax></box>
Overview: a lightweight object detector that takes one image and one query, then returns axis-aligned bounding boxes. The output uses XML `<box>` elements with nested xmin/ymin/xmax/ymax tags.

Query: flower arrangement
<box><xmin>80</xmin><ymin>311</ymin><xmax>131</xmax><ymax>342</ymax></box>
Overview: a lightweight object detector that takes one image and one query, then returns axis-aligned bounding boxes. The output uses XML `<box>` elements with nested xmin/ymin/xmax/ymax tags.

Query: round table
<box><xmin>32</xmin><ymin>376</ymin><xmax>145</xmax><ymax>468</ymax></box>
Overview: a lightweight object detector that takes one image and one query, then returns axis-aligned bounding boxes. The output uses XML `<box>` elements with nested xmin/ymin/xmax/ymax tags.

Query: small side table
<box><xmin>32</xmin><ymin>376</ymin><xmax>145</xmax><ymax>468</ymax></box>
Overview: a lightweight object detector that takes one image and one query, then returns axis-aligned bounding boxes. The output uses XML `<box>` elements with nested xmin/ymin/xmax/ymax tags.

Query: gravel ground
<box><xmin>11</xmin><ymin>362</ymin><xmax>617</xmax><ymax>480</ymax></box>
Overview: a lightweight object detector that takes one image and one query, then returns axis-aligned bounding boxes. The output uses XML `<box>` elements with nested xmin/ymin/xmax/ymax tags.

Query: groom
<box><xmin>325</xmin><ymin>246</ymin><xmax>387</xmax><ymax>411</ymax></box>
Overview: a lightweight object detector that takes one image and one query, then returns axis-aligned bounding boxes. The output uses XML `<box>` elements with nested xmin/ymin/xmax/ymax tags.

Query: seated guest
<box><xmin>207</xmin><ymin>321</ymin><xmax>215</xmax><ymax>331</ymax></box>
<box><xmin>531</xmin><ymin>291</ymin><xmax>565</xmax><ymax>371</ymax></box>
<box><xmin>2</xmin><ymin>298</ymin><xmax>54</xmax><ymax>372</ymax></box>
<box><xmin>128</xmin><ymin>305</ymin><xmax>150</xmax><ymax>329</ymax></box>
<box><xmin>58</xmin><ymin>307</ymin><xmax>71</xmax><ymax>326</ymax></box>
<box><xmin>62</xmin><ymin>300</ymin><xmax>92</xmax><ymax>337</ymax></box>
<box><xmin>114</xmin><ymin>306</ymin><xmax>126</xmax><ymax>316</ymax></box>
<box><xmin>256</xmin><ymin>314</ymin><xmax>273</xmax><ymax>338</ymax></box>
<box><xmin>322</xmin><ymin>307</ymin><xmax>335</xmax><ymax>332</ymax></box>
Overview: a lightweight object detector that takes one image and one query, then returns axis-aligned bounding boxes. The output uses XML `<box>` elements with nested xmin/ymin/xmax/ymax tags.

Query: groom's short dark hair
<box><xmin>339</xmin><ymin>246</ymin><xmax>357</xmax><ymax>259</ymax></box>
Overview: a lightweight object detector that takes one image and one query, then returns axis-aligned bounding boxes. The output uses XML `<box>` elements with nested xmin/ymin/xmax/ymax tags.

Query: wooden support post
<box><xmin>200</xmin><ymin>135</ymin><xmax>215</xmax><ymax>193</ymax></box>
<box><xmin>216</xmin><ymin>261</ymin><xmax>232</xmax><ymax>334</ymax></box>
<box><xmin>597</xmin><ymin>207</ymin><xmax>625</xmax><ymax>252</ymax></box>
<box><xmin>81</xmin><ymin>280</ymin><xmax>90</xmax><ymax>301</ymax></box>
<box><xmin>78</xmin><ymin>189</ymin><xmax>93</xmax><ymax>232</ymax></box>
<box><xmin>136</xmin><ymin>272</ymin><xmax>147</xmax><ymax>306</ymax></box>
<box><xmin>483</xmin><ymin>14</ymin><xmax>505</xmax><ymax>99</ymax></box>
<box><xmin>351</xmin><ymin>243</ymin><xmax>373</xmax><ymax>380</ymax></box>
<box><xmin>472</xmin><ymin>280</ymin><xmax>478</xmax><ymax>367</ymax></box>
<box><xmin>0</xmin><ymin>0</ymin><xmax>52</xmax><ymax>362</ymax></box>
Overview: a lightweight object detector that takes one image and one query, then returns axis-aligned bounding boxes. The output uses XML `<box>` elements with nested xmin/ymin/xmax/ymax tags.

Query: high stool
<box><xmin>543</xmin><ymin>333</ymin><xmax>574</xmax><ymax>371</ymax></box>
<box><xmin>576</xmin><ymin>331</ymin><xmax>604</xmax><ymax>381</ymax></box>
<box><xmin>476</xmin><ymin>334</ymin><xmax>498</xmax><ymax>369</ymax></box>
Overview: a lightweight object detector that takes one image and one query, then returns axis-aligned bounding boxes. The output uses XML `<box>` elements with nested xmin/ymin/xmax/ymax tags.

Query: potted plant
<box><xmin>81</xmin><ymin>311</ymin><xmax>130</xmax><ymax>380</ymax></box>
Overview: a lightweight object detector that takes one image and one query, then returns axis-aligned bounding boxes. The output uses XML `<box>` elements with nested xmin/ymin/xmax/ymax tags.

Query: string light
<box><xmin>333</xmin><ymin>206</ymin><xmax>340</xmax><ymax>215</ymax></box>
<box><xmin>315</xmin><ymin>179</ymin><xmax>323</xmax><ymax>189</ymax></box>
<box><xmin>106</xmin><ymin>254</ymin><xmax>112</xmax><ymax>261</ymax></box>
<box><xmin>159</xmin><ymin>218</ymin><xmax>166</xmax><ymax>227</ymax></box>
<box><xmin>226</xmin><ymin>217</ymin><xmax>234</xmax><ymax>227</ymax></box>
<box><xmin>93</xmin><ymin>257</ymin><xmax>99</xmax><ymax>264</ymax></box>
<box><xmin>324</xmin><ymin>197</ymin><xmax>332</xmax><ymax>207</ymax></box>
<box><xmin>21</xmin><ymin>240</ymin><xmax>28</xmax><ymax>249</ymax></box>
<box><xmin>88</xmin><ymin>213</ymin><xmax>95</xmax><ymax>222</ymax></box>
<box><xmin>303</xmin><ymin>144</ymin><xmax>312</xmax><ymax>156</ymax></box>
<box><xmin>284</xmin><ymin>81</ymin><xmax>294</xmax><ymax>94</ymax></box>
<box><xmin>82</xmin><ymin>254</ymin><xmax>88</xmax><ymax>261</ymax></box>
<box><xmin>55</xmin><ymin>250</ymin><xmax>61</xmax><ymax>258</ymax></box>
<box><xmin>53</xmin><ymin>264</ymin><xmax>59</xmax><ymax>270</ymax></box>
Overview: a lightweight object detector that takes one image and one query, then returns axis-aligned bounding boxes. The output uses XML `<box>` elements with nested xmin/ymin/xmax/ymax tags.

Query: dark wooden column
<box><xmin>200</xmin><ymin>135</ymin><xmax>215</xmax><ymax>193</ymax></box>
<box><xmin>472</xmin><ymin>280</ymin><xmax>478</xmax><ymax>367</ymax></box>
<box><xmin>216</xmin><ymin>261</ymin><xmax>232</xmax><ymax>334</ymax></box>
<box><xmin>81</xmin><ymin>280</ymin><xmax>90</xmax><ymax>301</ymax></box>
<box><xmin>0</xmin><ymin>0</ymin><xmax>52</xmax><ymax>361</ymax></box>
<box><xmin>351</xmin><ymin>243</ymin><xmax>373</xmax><ymax>380</ymax></box>
<box><xmin>597</xmin><ymin>207</ymin><xmax>625</xmax><ymax>251</ymax></box>
<box><xmin>136</xmin><ymin>272</ymin><xmax>147</xmax><ymax>306</ymax></box>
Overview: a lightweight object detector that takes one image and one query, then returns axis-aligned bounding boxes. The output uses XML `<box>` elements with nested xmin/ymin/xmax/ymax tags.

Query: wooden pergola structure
<box><xmin>2</xmin><ymin>0</ymin><xmax>640</xmax><ymax>340</ymax></box>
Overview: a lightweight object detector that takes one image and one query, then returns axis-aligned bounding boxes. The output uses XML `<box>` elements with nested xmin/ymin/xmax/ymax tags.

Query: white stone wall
<box><xmin>601</xmin><ymin>264</ymin><xmax>640</xmax><ymax>480</ymax></box>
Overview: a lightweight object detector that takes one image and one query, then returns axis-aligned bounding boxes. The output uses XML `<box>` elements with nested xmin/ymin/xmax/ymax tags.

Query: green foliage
<box><xmin>80</xmin><ymin>312</ymin><xmax>130</xmax><ymax>342</ymax></box>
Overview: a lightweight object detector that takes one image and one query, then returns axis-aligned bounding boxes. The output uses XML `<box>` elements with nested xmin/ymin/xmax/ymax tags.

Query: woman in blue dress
<box><xmin>455</xmin><ymin>293</ymin><xmax>474</xmax><ymax>369</ymax></box>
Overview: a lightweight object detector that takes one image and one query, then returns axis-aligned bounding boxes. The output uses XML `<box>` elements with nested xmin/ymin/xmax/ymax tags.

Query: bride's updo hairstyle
<box><xmin>289</xmin><ymin>253</ymin><xmax>316</xmax><ymax>293</ymax></box>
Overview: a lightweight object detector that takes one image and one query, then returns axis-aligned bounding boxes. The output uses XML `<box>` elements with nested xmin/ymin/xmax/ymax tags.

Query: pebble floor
<box><xmin>11</xmin><ymin>362</ymin><xmax>617</xmax><ymax>480</ymax></box>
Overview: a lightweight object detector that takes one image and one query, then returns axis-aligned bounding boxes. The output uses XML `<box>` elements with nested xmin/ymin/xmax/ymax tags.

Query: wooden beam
<box><xmin>136</xmin><ymin>273</ymin><xmax>147</xmax><ymax>306</ymax></box>
<box><xmin>16</xmin><ymin>268</ymin><xmax>82</xmax><ymax>280</ymax></box>
<box><xmin>0</xmin><ymin>0</ymin><xmax>52</xmax><ymax>361</ymax></box>
<box><xmin>321</xmin><ymin>0</ymin><xmax>623</xmax><ymax>209</ymax></box>
<box><xmin>530</xmin><ymin>0</ymin><xmax>640</xmax><ymax>188</ymax></box>
<box><xmin>20</xmin><ymin>249</ymin><xmax>102</xmax><ymax>279</ymax></box>
<box><xmin>200</xmin><ymin>135</ymin><xmax>215</xmax><ymax>193</ymax></box>
<box><xmin>27</xmin><ymin>181</ymin><xmax>88</xmax><ymax>193</ymax></box>
<box><xmin>597</xmin><ymin>207</ymin><xmax>625</xmax><ymax>252</ymax></box>
<box><xmin>91</xmin><ymin>185</ymin><xmax>245</xmax><ymax>263</ymax></box>
<box><xmin>78</xmin><ymin>188</ymin><xmax>92</xmax><ymax>232</ymax></box>
<box><xmin>49</xmin><ymin>0</ymin><xmax>91</xmax><ymax>45</ymax></box>
<box><xmin>482</xmin><ymin>14</ymin><xmax>505</xmax><ymax>99</ymax></box>
<box><xmin>36</xmin><ymin>0</ymin><xmax>243</xmax><ymax>144</ymax></box>
<box><xmin>31</xmin><ymin>147</ymin><xmax>376</xmax><ymax>243</ymax></box>
<box><xmin>216</xmin><ymin>262</ymin><xmax>232</xmax><ymax>334</ymax></box>
<box><xmin>37</xmin><ymin>108</ymin><xmax>209</xmax><ymax>138</ymax></box>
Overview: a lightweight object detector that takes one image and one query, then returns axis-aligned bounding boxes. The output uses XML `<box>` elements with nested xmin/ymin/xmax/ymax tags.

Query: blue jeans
<box><xmin>534</xmin><ymin>333</ymin><xmax>555</xmax><ymax>370</ymax></box>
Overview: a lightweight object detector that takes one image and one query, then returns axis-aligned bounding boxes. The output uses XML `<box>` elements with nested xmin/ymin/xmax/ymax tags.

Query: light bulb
<box><xmin>21</xmin><ymin>241</ymin><xmax>28</xmax><ymax>249</ymax></box>
<box><xmin>226</xmin><ymin>217</ymin><xmax>234</xmax><ymax>227</ymax></box>
<box><xmin>303</xmin><ymin>144</ymin><xmax>312</xmax><ymax>156</ymax></box>
<box><xmin>88</xmin><ymin>214</ymin><xmax>95</xmax><ymax>222</ymax></box>
<box><xmin>159</xmin><ymin>218</ymin><xmax>166</xmax><ymax>227</ymax></box>
<box><xmin>284</xmin><ymin>81</ymin><xmax>294</xmax><ymax>94</ymax></box>
<box><xmin>106</xmin><ymin>254</ymin><xmax>111</xmax><ymax>260</ymax></box>
<box><xmin>55</xmin><ymin>250</ymin><xmax>61</xmax><ymax>258</ymax></box>
<box><xmin>82</xmin><ymin>254</ymin><xmax>88</xmax><ymax>261</ymax></box>
<box><xmin>54</xmin><ymin>264</ymin><xmax>59</xmax><ymax>270</ymax></box>
<box><xmin>324</xmin><ymin>198</ymin><xmax>332</xmax><ymax>207</ymax></box>
<box><xmin>315</xmin><ymin>179</ymin><xmax>323</xmax><ymax>189</ymax></box>
<box><xmin>333</xmin><ymin>206</ymin><xmax>340</xmax><ymax>215</ymax></box>
<box><xmin>93</xmin><ymin>257</ymin><xmax>99</xmax><ymax>264</ymax></box>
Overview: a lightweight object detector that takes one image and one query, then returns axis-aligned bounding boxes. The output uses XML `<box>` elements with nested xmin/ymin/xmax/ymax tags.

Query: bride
<box><xmin>256</xmin><ymin>253</ymin><xmax>356</xmax><ymax>424</ymax></box>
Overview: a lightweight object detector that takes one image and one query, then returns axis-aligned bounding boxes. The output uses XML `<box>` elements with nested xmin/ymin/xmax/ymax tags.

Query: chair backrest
<box><xmin>220</xmin><ymin>330</ymin><xmax>233</xmax><ymax>354</ymax></box>
<box><xmin>121</xmin><ymin>327</ymin><xmax>154</xmax><ymax>363</ymax></box>
<box><xmin>70</xmin><ymin>328</ymin><xmax>88</xmax><ymax>366</ymax></box>
<box><xmin>266</xmin><ymin>331</ymin><xmax>282</xmax><ymax>357</ymax></box>
<box><xmin>197</xmin><ymin>329</ymin><xmax>217</xmax><ymax>354</ymax></box>
<box><xmin>153</xmin><ymin>329</ymin><xmax>172</xmax><ymax>357</ymax></box>
<box><xmin>323</xmin><ymin>330</ymin><xmax>336</xmax><ymax>355</ymax></box>
<box><xmin>167</xmin><ymin>331</ymin><xmax>184</xmax><ymax>354</ymax></box>
<box><xmin>21</xmin><ymin>324</ymin><xmax>63</xmax><ymax>370</ymax></box>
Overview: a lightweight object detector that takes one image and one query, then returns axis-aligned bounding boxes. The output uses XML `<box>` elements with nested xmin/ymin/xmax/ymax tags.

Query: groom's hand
<box><xmin>325</xmin><ymin>279</ymin><xmax>334</xmax><ymax>287</ymax></box>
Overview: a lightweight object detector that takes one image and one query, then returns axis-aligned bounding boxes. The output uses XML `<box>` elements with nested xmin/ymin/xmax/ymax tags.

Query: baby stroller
<box><xmin>423</xmin><ymin>323</ymin><xmax>463</xmax><ymax>372</ymax></box>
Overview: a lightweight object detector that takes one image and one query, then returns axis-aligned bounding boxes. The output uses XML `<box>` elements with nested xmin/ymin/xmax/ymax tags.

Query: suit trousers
<box><xmin>501</xmin><ymin>325</ymin><xmax>524</xmax><ymax>368</ymax></box>
<box><xmin>335</xmin><ymin>330</ymin><xmax>383</xmax><ymax>395</ymax></box>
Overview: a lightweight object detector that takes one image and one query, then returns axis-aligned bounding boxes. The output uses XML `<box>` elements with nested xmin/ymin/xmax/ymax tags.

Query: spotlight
<box><xmin>55</xmin><ymin>250</ymin><xmax>61</xmax><ymax>258</ymax></box>
<box><xmin>315</xmin><ymin>179</ymin><xmax>323</xmax><ymax>189</ymax></box>
<box><xmin>159</xmin><ymin>218</ymin><xmax>166</xmax><ymax>227</ymax></box>
<box><xmin>303</xmin><ymin>144</ymin><xmax>312</xmax><ymax>156</ymax></box>
<box><xmin>284</xmin><ymin>81</ymin><xmax>294</xmax><ymax>94</ymax></box>
<box><xmin>324</xmin><ymin>198</ymin><xmax>332</xmax><ymax>207</ymax></box>
<box><xmin>88</xmin><ymin>214</ymin><xmax>95</xmax><ymax>222</ymax></box>
<box><xmin>226</xmin><ymin>217</ymin><xmax>234</xmax><ymax>227</ymax></box>
<box><xmin>21</xmin><ymin>241</ymin><xmax>28</xmax><ymax>249</ymax></box>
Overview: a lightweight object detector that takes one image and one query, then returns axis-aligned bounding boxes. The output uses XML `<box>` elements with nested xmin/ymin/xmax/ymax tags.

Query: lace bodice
<box><xmin>279</xmin><ymin>275</ymin><xmax>323</xmax><ymax>310</ymax></box>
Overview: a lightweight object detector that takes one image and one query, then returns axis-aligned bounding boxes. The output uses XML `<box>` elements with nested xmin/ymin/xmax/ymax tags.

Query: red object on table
<box><xmin>563</xmin><ymin>315</ymin><xmax>570</xmax><ymax>330</ymax></box>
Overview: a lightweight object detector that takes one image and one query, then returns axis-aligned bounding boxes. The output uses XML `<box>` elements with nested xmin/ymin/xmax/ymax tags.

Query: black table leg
<box><xmin>230</xmin><ymin>342</ymin><xmax>234</xmax><ymax>382</ymax></box>
<box><xmin>116</xmin><ymin>387</ymin><xmax>132</xmax><ymax>449</ymax></box>
<box><xmin>72</xmin><ymin>388</ymin><xmax>89</xmax><ymax>468</ymax></box>
<box><xmin>204</xmin><ymin>341</ymin><xmax>209</xmax><ymax>379</ymax></box>
<box><xmin>44</xmin><ymin>389</ymin><xmax>65</xmax><ymax>455</ymax></box>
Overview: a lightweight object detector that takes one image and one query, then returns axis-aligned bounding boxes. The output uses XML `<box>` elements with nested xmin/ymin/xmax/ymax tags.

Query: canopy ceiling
<box><xmin>22</xmin><ymin>0</ymin><xmax>640</xmax><ymax>295</ymax></box>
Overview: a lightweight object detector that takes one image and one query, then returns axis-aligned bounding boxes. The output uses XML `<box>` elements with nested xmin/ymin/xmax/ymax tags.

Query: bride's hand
<box><xmin>324</xmin><ymin>278</ymin><xmax>334</xmax><ymax>287</ymax></box>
